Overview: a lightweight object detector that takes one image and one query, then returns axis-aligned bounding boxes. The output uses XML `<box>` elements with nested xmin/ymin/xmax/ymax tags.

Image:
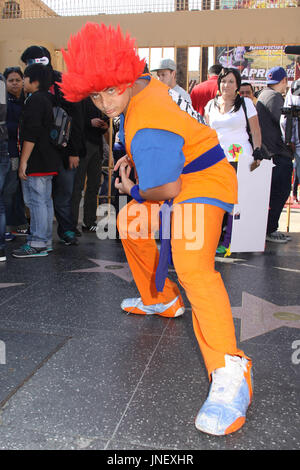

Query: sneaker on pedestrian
<box><xmin>216</xmin><ymin>244</ymin><xmax>227</xmax><ymax>255</ymax></box>
<box><xmin>195</xmin><ymin>355</ymin><xmax>253</xmax><ymax>436</ymax></box>
<box><xmin>0</xmin><ymin>249</ymin><xmax>6</xmax><ymax>262</ymax></box>
<box><xmin>11</xmin><ymin>228</ymin><xmax>30</xmax><ymax>237</ymax></box>
<box><xmin>12</xmin><ymin>244</ymin><xmax>48</xmax><ymax>258</ymax></box>
<box><xmin>4</xmin><ymin>232</ymin><xmax>16</xmax><ymax>242</ymax></box>
<box><xmin>60</xmin><ymin>231</ymin><xmax>79</xmax><ymax>246</ymax></box>
<box><xmin>82</xmin><ymin>223</ymin><xmax>97</xmax><ymax>233</ymax></box>
<box><xmin>277</xmin><ymin>231</ymin><xmax>292</xmax><ymax>241</ymax></box>
<box><xmin>266</xmin><ymin>231</ymin><xmax>288</xmax><ymax>243</ymax></box>
<box><xmin>121</xmin><ymin>295</ymin><xmax>185</xmax><ymax>318</ymax></box>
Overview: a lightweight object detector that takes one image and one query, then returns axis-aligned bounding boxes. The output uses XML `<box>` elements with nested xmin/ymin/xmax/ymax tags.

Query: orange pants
<box><xmin>117</xmin><ymin>200</ymin><xmax>246</xmax><ymax>377</ymax></box>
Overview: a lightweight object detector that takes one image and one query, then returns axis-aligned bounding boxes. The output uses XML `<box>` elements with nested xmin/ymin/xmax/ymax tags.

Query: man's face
<box><xmin>156</xmin><ymin>69</ymin><xmax>175</xmax><ymax>87</ymax></box>
<box><xmin>90</xmin><ymin>86</ymin><xmax>131</xmax><ymax>118</ymax></box>
<box><xmin>239</xmin><ymin>85</ymin><xmax>254</xmax><ymax>100</ymax></box>
<box><xmin>278</xmin><ymin>77</ymin><xmax>288</xmax><ymax>94</ymax></box>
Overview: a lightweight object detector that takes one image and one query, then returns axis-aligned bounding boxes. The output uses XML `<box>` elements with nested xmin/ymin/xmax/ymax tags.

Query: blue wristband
<box><xmin>130</xmin><ymin>184</ymin><xmax>145</xmax><ymax>203</ymax></box>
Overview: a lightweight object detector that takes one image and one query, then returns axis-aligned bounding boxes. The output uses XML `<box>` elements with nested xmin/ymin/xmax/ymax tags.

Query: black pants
<box><xmin>72</xmin><ymin>140</ymin><xmax>103</xmax><ymax>227</ymax></box>
<box><xmin>267</xmin><ymin>155</ymin><xmax>293</xmax><ymax>234</ymax></box>
<box><xmin>52</xmin><ymin>160</ymin><xmax>77</xmax><ymax>238</ymax></box>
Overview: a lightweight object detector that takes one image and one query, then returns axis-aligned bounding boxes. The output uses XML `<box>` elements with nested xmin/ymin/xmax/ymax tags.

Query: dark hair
<box><xmin>3</xmin><ymin>66</ymin><xmax>23</xmax><ymax>80</ymax></box>
<box><xmin>21</xmin><ymin>45</ymin><xmax>51</xmax><ymax>66</ymax></box>
<box><xmin>24</xmin><ymin>63</ymin><xmax>52</xmax><ymax>91</ymax></box>
<box><xmin>208</xmin><ymin>64</ymin><xmax>222</xmax><ymax>76</ymax></box>
<box><xmin>215</xmin><ymin>67</ymin><xmax>242</xmax><ymax>113</ymax></box>
<box><xmin>240</xmin><ymin>82</ymin><xmax>254</xmax><ymax>92</ymax></box>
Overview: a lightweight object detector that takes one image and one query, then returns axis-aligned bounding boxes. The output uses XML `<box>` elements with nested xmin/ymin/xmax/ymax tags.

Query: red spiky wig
<box><xmin>60</xmin><ymin>22</ymin><xmax>146</xmax><ymax>102</ymax></box>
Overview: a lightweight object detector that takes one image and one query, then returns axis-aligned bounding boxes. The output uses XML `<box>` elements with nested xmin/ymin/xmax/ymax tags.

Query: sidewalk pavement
<box><xmin>0</xmin><ymin>212</ymin><xmax>299</xmax><ymax>452</ymax></box>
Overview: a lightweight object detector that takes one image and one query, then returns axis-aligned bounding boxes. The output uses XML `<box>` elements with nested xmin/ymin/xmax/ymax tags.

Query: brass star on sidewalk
<box><xmin>70</xmin><ymin>259</ymin><xmax>133</xmax><ymax>283</ymax></box>
<box><xmin>232</xmin><ymin>292</ymin><xmax>300</xmax><ymax>342</ymax></box>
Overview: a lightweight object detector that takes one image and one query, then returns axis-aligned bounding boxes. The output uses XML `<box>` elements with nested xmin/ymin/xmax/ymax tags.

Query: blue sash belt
<box><xmin>155</xmin><ymin>144</ymin><xmax>225</xmax><ymax>292</ymax></box>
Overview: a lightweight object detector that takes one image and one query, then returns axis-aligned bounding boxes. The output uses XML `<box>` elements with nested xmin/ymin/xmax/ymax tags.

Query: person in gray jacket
<box><xmin>256</xmin><ymin>66</ymin><xmax>293</xmax><ymax>243</ymax></box>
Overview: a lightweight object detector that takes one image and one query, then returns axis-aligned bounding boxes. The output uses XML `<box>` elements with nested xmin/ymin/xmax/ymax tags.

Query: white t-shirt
<box><xmin>205</xmin><ymin>97</ymin><xmax>257</xmax><ymax>161</ymax></box>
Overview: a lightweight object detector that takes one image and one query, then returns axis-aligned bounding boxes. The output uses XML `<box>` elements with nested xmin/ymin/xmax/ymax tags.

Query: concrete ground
<box><xmin>0</xmin><ymin>205</ymin><xmax>299</xmax><ymax>453</ymax></box>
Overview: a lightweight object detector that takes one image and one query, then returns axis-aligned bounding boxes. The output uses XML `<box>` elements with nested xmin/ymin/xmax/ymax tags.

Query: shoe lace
<box><xmin>210</xmin><ymin>356</ymin><xmax>247</xmax><ymax>404</ymax></box>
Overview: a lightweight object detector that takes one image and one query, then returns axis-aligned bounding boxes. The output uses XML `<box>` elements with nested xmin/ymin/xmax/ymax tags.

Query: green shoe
<box><xmin>216</xmin><ymin>245</ymin><xmax>227</xmax><ymax>255</ymax></box>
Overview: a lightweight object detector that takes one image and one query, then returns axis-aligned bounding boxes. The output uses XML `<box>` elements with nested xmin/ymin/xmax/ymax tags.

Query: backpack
<box><xmin>50</xmin><ymin>106</ymin><xmax>72</xmax><ymax>148</ymax></box>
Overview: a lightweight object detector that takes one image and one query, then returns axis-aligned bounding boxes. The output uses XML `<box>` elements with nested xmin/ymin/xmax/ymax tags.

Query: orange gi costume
<box><xmin>117</xmin><ymin>76</ymin><xmax>247</xmax><ymax>378</ymax></box>
<box><xmin>59</xmin><ymin>22</ymin><xmax>253</xmax><ymax>435</ymax></box>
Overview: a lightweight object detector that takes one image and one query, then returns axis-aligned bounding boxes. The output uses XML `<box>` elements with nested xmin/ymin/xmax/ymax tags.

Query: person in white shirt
<box><xmin>151</xmin><ymin>58</ymin><xmax>192</xmax><ymax>104</ymax></box>
<box><xmin>205</xmin><ymin>67</ymin><xmax>267</xmax><ymax>255</ymax></box>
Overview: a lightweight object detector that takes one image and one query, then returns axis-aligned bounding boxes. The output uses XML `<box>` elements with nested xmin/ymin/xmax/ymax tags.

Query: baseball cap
<box><xmin>266</xmin><ymin>66</ymin><xmax>287</xmax><ymax>85</ymax></box>
<box><xmin>151</xmin><ymin>58</ymin><xmax>176</xmax><ymax>72</ymax></box>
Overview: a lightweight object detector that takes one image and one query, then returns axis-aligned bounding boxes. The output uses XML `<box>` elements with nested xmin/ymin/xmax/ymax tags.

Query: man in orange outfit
<box><xmin>60</xmin><ymin>22</ymin><xmax>253</xmax><ymax>436</ymax></box>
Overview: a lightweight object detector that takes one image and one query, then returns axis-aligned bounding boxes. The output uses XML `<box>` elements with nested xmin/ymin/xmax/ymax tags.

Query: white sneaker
<box><xmin>195</xmin><ymin>355</ymin><xmax>253</xmax><ymax>435</ymax></box>
<box><xmin>120</xmin><ymin>295</ymin><xmax>185</xmax><ymax>318</ymax></box>
<box><xmin>0</xmin><ymin>249</ymin><xmax>6</xmax><ymax>262</ymax></box>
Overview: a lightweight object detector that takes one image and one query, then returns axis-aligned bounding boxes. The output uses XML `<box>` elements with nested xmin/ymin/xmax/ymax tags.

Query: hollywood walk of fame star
<box><xmin>232</xmin><ymin>292</ymin><xmax>300</xmax><ymax>342</ymax></box>
<box><xmin>70</xmin><ymin>258</ymin><xmax>133</xmax><ymax>283</ymax></box>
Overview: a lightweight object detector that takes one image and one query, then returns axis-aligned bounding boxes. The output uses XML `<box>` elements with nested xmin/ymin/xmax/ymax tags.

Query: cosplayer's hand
<box><xmin>18</xmin><ymin>161</ymin><xmax>27</xmax><ymax>181</ymax></box>
<box><xmin>114</xmin><ymin>155</ymin><xmax>133</xmax><ymax>173</ymax></box>
<box><xmin>69</xmin><ymin>156</ymin><xmax>80</xmax><ymax>169</ymax></box>
<box><xmin>115</xmin><ymin>163</ymin><xmax>134</xmax><ymax>195</ymax></box>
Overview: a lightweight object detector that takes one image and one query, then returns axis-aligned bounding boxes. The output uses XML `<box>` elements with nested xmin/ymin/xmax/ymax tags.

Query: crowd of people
<box><xmin>0</xmin><ymin>44</ymin><xmax>297</xmax><ymax>263</ymax></box>
<box><xmin>0</xmin><ymin>45</ymin><xmax>110</xmax><ymax>261</ymax></box>
<box><xmin>0</xmin><ymin>22</ymin><xmax>299</xmax><ymax>437</ymax></box>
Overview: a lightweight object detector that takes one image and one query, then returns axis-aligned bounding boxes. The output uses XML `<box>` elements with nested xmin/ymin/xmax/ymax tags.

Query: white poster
<box><xmin>230</xmin><ymin>157</ymin><xmax>273</xmax><ymax>253</ymax></box>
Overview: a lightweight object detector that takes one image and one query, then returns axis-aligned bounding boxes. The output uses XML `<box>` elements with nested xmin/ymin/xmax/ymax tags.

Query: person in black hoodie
<box><xmin>71</xmin><ymin>96</ymin><xmax>108</xmax><ymax>233</ymax></box>
<box><xmin>20</xmin><ymin>45</ymin><xmax>85</xmax><ymax>246</ymax></box>
<box><xmin>12</xmin><ymin>64</ymin><xmax>60</xmax><ymax>258</ymax></box>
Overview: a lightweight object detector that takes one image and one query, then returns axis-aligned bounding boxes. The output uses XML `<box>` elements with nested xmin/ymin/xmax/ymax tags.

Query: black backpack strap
<box><xmin>241</xmin><ymin>97</ymin><xmax>253</xmax><ymax>148</ymax></box>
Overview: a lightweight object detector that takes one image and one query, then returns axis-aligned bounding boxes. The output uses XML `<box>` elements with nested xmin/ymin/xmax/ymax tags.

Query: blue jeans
<box><xmin>22</xmin><ymin>176</ymin><xmax>54</xmax><ymax>249</ymax></box>
<box><xmin>0</xmin><ymin>143</ymin><xmax>10</xmax><ymax>249</ymax></box>
<box><xmin>52</xmin><ymin>160</ymin><xmax>77</xmax><ymax>238</ymax></box>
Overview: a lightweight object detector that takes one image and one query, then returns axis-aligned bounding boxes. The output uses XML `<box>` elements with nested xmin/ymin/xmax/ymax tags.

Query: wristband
<box><xmin>252</xmin><ymin>147</ymin><xmax>264</xmax><ymax>161</ymax></box>
<box><xmin>130</xmin><ymin>184</ymin><xmax>145</xmax><ymax>203</ymax></box>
